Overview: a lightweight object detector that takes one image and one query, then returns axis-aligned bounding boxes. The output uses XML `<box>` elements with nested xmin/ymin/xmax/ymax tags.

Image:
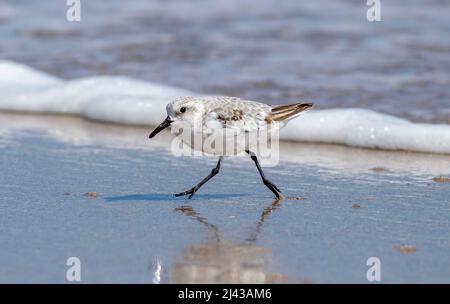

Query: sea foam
<box><xmin>0</xmin><ymin>60</ymin><xmax>449</xmax><ymax>154</ymax></box>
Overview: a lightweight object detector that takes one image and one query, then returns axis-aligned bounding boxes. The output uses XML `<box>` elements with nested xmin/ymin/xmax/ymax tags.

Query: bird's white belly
<box><xmin>176</xmin><ymin>127</ymin><xmax>275</xmax><ymax>156</ymax></box>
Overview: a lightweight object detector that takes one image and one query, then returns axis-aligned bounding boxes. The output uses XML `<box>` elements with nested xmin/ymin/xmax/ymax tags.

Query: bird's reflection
<box><xmin>168</xmin><ymin>198</ymin><xmax>293</xmax><ymax>283</ymax></box>
<box><xmin>246</xmin><ymin>199</ymin><xmax>282</xmax><ymax>243</ymax></box>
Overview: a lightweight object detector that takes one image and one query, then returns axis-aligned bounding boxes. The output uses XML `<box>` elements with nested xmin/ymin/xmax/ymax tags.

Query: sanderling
<box><xmin>149</xmin><ymin>96</ymin><xmax>312</xmax><ymax>199</ymax></box>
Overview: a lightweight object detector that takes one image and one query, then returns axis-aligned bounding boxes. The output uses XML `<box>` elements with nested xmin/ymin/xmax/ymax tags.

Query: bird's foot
<box><xmin>174</xmin><ymin>187</ymin><xmax>197</xmax><ymax>199</ymax></box>
<box><xmin>263</xmin><ymin>179</ymin><xmax>282</xmax><ymax>199</ymax></box>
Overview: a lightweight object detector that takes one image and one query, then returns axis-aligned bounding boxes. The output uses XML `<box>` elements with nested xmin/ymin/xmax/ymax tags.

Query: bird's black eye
<box><xmin>180</xmin><ymin>107</ymin><xmax>186</xmax><ymax>113</ymax></box>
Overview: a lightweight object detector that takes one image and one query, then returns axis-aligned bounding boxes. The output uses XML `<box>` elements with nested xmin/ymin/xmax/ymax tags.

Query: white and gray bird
<box><xmin>149</xmin><ymin>96</ymin><xmax>312</xmax><ymax>199</ymax></box>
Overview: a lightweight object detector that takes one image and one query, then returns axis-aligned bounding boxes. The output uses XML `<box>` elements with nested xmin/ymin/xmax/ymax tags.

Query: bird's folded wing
<box><xmin>205</xmin><ymin>101</ymin><xmax>271</xmax><ymax>132</ymax></box>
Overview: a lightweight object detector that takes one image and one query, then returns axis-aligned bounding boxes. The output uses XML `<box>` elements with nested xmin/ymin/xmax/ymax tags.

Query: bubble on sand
<box><xmin>84</xmin><ymin>192</ymin><xmax>99</xmax><ymax>198</ymax></box>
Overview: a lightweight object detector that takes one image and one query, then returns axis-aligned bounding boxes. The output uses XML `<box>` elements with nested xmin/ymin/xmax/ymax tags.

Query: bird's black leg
<box><xmin>246</xmin><ymin>150</ymin><xmax>282</xmax><ymax>199</ymax></box>
<box><xmin>174</xmin><ymin>157</ymin><xmax>222</xmax><ymax>199</ymax></box>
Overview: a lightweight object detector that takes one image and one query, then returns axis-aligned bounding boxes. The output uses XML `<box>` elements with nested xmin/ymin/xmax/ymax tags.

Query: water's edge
<box><xmin>1</xmin><ymin>60</ymin><xmax>449</xmax><ymax>155</ymax></box>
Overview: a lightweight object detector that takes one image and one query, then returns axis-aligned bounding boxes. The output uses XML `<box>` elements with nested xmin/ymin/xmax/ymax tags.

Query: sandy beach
<box><xmin>1</xmin><ymin>112</ymin><xmax>449</xmax><ymax>283</ymax></box>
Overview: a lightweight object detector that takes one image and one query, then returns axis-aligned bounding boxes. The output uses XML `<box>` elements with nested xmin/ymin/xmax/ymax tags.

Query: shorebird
<box><xmin>149</xmin><ymin>96</ymin><xmax>312</xmax><ymax>199</ymax></box>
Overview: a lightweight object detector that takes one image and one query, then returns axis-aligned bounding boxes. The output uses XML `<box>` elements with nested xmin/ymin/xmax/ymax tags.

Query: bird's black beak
<box><xmin>149</xmin><ymin>116</ymin><xmax>173</xmax><ymax>138</ymax></box>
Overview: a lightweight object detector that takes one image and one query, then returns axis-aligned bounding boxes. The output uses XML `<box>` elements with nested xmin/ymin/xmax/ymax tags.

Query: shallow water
<box><xmin>1</xmin><ymin>0</ymin><xmax>449</xmax><ymax>123</ymax></box>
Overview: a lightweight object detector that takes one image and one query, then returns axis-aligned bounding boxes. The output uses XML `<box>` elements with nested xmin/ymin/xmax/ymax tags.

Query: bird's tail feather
<box><xmin>269</xmin><ymin>102</ymin><xmax>313</xmax><ymax>122</ymax></box>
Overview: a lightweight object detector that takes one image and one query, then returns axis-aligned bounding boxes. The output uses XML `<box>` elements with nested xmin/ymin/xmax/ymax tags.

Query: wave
<box><xmin>0</xmin><ymin>60</ymin><xmax>449</xmax><ymax>155</ymax></box>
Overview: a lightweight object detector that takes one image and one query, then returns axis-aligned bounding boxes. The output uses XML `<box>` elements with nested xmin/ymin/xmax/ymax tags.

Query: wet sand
<box><xmin>0</xmin><ymin>112</ymin><xmax>449</xmax><ymax>283</ymax></box>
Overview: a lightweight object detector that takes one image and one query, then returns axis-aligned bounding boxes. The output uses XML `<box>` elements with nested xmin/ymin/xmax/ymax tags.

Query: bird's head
<box><xmin>149</xmin><ymin>97</ymin><xmax>205</xmax><ymax>138</ymax></box>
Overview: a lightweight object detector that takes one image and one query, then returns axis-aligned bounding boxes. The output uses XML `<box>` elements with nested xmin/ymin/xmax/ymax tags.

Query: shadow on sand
<box><xmin>105</xmin><ymin>192</ymin><xmax>309</xmax><ymax>282</ymax></box>
<box><xmin>104</xmin><ymin>193</ymin><xmax>247</xmax><ymax>202</ymax></box>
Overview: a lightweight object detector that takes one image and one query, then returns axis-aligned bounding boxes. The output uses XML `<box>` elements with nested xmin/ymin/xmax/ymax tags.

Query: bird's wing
<box><xmin>203</xmin><ymin>97</ymin><xmax>272</xmax><ymax>132</ymax></box>
<box><xmin>267</xmin><ymin>102</ymin><xmax>313</xmax><ymax>122</ymax></box>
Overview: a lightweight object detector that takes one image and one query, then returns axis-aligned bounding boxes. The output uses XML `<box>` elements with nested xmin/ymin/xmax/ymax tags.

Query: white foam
<box><xmin>282</xmin><ymin>109</ymin><xmax>450</xmax><ymax>154</ymax></box>
<box><xmin>0</xmin><ymin>61</ymin><xmax>193</xmax><ymax>127</ymax></box>
<box><xmin>0</xmin><ymin>60</ymin><xmax>449</xmax><ymax>154</ymax></box>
